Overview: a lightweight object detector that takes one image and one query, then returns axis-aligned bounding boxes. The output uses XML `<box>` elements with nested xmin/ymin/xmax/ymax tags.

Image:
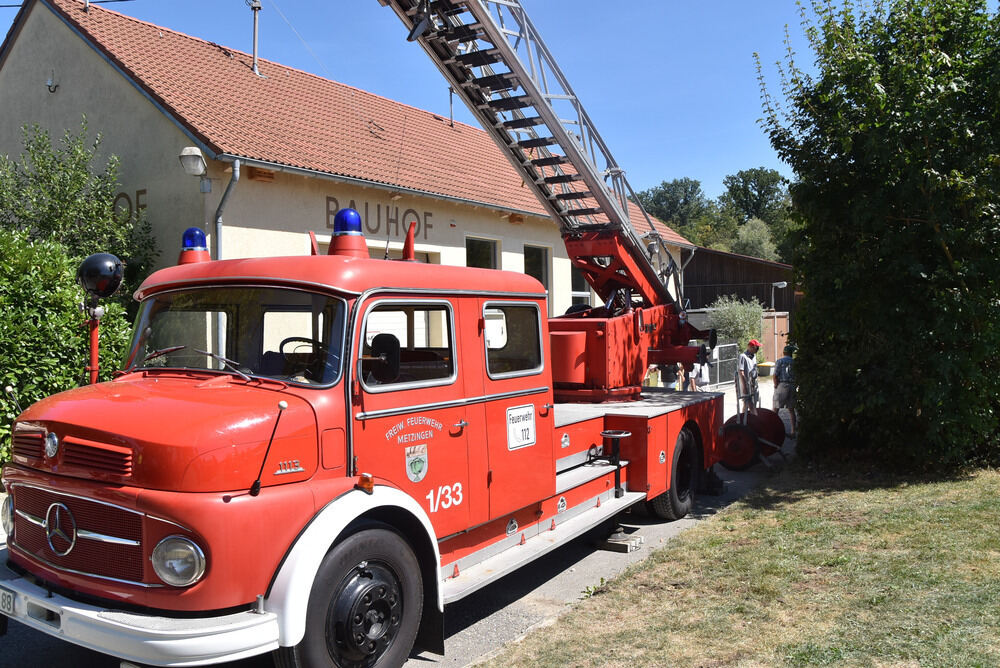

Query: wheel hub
<box><xmin>328</xmin><ymin>562</ymin><xmax>403</xmax><ymax>664</ymax></box>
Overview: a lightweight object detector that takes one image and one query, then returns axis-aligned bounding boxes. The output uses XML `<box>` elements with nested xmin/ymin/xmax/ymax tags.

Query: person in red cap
<box><xmin>738</xmin><ymin>339</ymin><xmax>762</xmax><ymax>415</ymax></box>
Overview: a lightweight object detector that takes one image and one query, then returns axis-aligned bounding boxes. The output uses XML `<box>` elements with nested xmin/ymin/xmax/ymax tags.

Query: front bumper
<box><xmin>0</xmin><ymin>546</ymin><xmax>279</xmax><ymax>667</ymax></box>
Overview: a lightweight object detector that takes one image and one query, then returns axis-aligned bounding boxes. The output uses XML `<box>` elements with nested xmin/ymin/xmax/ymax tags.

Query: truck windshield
<box><xmin>125</xmin><ymin>286</ymin><xmax>346</xmax><ymax>386</ymax></box>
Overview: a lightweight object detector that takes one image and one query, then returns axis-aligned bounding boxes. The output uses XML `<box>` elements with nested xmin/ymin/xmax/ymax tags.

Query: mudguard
<box><xmin>265</xmin><ymin>484</ymin><xmax>441</xmax><ymax>646</ymax></box>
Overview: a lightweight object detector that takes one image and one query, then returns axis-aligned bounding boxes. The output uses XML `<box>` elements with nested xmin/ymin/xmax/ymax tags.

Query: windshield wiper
<box><xmin>193</xmin><ymin>349</ymin><xmax>251</xmax><ymax>382</ymax></box>
<box><xmin>140</xmin><ymin>345</ymin><xmax>187</xmax><ymax>365</ymax></box>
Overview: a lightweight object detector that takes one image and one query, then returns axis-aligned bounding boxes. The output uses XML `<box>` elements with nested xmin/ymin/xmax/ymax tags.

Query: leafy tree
<box><xmin>719</xmin><ymin>166</ymin><xmax>789</xmax><ymax>226</ymax></box>
<box><xmin>0</xmin><ymin>118</ymin><xmax>157</xmax><ymax>305</ymax></box>
<box><xmin>686</xmin><ymin>206</ymin><xmax>739</xmax><ymax>252</ymax></box>
<box><xmin>758</xmin><ymin>0</ymin><xmax>1000</xmax><ymax>468</ymax></box>
<box><xmin>728</xmin><ymin>217</ymin><xmax>779</xmax><ymax>262</ymax></box>
<box><xmin>635</xmin><ymin>177</ymin><xmax>713</xmax><ymax>232</ymax></box>
<box><xmin>0</xmin><ymin>119</ymin><xmax>156</xmax><ymax>462</ymax></box>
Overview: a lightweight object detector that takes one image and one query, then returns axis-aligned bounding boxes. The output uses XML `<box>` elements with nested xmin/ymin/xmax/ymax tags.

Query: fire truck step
<box><xmin>441</xmin><ymin>490</ymin><xmax>645</xmax><ymax>603</ymax></box>
<box><xmin>555</xmin><ymin>461</ymin><xmax>628</xmax><ymax>495</ymax></box>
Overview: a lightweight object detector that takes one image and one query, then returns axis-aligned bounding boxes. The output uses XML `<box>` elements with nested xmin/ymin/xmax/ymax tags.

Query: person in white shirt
<box><xmin>738</xmin><ymin>339</ymin><xmax>761</xmax><ymax>415</ymax></box>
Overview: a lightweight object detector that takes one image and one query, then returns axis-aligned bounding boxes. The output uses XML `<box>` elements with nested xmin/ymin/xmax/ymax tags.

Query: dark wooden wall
<box><xmin>681</xmin><ymin>247</ymin><xmax>796</xmax><ymax>313</ymax></box>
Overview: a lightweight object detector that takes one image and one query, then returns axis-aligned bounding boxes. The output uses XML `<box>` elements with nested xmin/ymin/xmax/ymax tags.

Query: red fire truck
<box><xmin>0</xmin><ymin>1</ymin><xmax>725</xmax><ymax>666</ymax></box>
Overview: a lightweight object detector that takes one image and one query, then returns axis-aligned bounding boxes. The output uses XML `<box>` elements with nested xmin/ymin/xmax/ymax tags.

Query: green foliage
<box><xmin>0</xmin><ymin>118</ymin><xmax>158</xmax><ymax>306</ymax></box>
<box><xmin>719</xmin><ymin>167</ymin><xmax>789</xmax><ymax>227</ymax></box>
<box><xmin>634</xmin><ymin>177</ymin><xmax>713</xmax><ymax>231</ymax></box>
<box><xmin>728</xmin><ymin>217</ymin><xmax>779</xmax><ymax>262</ymax></box>
<box><xmin>634</xmin><ymin>170</ymin><xmax>795</xmax><ymax>262</ymax></box>
<box><xmin>0</xmin><ymin>119</ymin><xmax>154</xmax><ymax>463</ymax></box>
<box><xmin>758</xmin><ymin>0</ymin><xmax>1000</xmax><ymax>468</ymax></box>
<box><xmin>706</xmin><ymin>295</ymin><xmax>764</xmax><ymax>350</ymax></box>
<box><xmin>0</xmin><ymin>232</ymin><xmax>133</xmax><ymax>461</ymax></box>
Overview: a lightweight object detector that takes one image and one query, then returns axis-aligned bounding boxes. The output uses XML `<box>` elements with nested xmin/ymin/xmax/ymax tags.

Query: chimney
<box><xmin>249</xmin><ymin>0</ymin><xmax>262</xmax><ymax>76</ymax></box>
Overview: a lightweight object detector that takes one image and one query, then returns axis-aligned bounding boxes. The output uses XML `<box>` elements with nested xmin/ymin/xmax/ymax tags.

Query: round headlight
<box><xmin>1</xmin><ymin>494</ymin><xmax>13</xmax><ymax>538</ymax></box>
<box><xmin>44</xmin><ymin>432</ymin><xmax>59</xmax><ymax>458</ymax></box>
<box><xmin>151</xmin><ymin>535</ymin><xmax>206</xmax><ymax>587</ymax></box>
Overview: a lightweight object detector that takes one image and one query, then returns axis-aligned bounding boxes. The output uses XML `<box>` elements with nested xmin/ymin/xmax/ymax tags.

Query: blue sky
<box><xmin>1</xmin><ymin>1</ymin><xmax>808</xmax><ymax>199</ymax></box>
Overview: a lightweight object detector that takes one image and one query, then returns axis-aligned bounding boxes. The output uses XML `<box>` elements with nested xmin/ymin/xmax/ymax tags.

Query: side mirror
<box><xmin>369</xmin><ymin>333</ymin><xmax>400</xmax><ymax>384</ymax></box>
<box><xmin>76</xmin><ymin>253</ymin><xmax>123</xmax><ymax>300</ymax></box>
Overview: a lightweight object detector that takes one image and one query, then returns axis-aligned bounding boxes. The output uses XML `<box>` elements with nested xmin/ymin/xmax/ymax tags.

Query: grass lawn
<box><xmin>482</xmin><ymin>464</ymin><xmax>1000</xmax><ymax>667</ymax></box>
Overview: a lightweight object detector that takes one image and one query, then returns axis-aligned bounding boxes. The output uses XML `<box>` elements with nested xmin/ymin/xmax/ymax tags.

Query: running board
<box><xmin>441</xmin><ymin>489</ymin><xmax>645</xmax><ymax>603</ymax></box>
<box><xmin>555</xmin><ymin>460</ymin><xmax>627</xmax><ymax>495</ymax></box>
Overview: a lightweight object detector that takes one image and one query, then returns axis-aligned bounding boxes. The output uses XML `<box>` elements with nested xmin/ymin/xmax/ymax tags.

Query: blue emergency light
<box><xmin>182</xmin><ymin>227</ymin><xmax>208</xmax><ymax>251</ymax></box>
<box><xmin>333</xmin><ymin>208</ymin><xmax>363</xmax><ymax>236</ymax></box>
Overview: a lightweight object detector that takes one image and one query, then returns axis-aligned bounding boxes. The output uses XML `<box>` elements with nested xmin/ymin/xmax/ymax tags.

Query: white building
<box><xmin>0</xmin><ymin>0</ymin><xmax>692</xmax><ymax>315</ymax></box>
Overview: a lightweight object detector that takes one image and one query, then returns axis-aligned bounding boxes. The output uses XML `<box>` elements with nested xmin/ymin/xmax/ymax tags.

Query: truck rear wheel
<box><xmin>648</xmin><ymin>427</ymin><xmax>700</xmax><ymax>521</ymax></box>
<box><xmin>274</xmin><ymin>524</ymin><xmax>422</xmax><ymax>668</ymax></box>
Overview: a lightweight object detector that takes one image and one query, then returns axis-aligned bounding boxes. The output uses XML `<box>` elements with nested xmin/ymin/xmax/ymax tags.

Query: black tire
<box><xmin>273</xmin><ymin>524</ymin><xmax>423</xmax><ymax>668</ymax></box>
<box><xmin>648</xmin><ymin>428</ymin><xmax>700</xmax><ymax>521</ymax></box>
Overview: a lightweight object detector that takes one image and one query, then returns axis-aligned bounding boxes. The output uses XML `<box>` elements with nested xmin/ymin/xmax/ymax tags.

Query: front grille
<box><xmin>11</xmin><ymin>432</ymin><xmax>44</xmax><ymax>460</ymax></box>
<box><xmin>11</xmin><ymin>484</ymin><xmax>145</xmax><ymax>583</ymax></box>
<box><xmin>62</xmin><ymin>436</ymin><xmax>133</xmax><ymax>476</ymax></box>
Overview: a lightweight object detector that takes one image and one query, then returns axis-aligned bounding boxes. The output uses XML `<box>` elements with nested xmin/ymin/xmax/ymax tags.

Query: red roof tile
<box><xmin>34</xmin><ymin>0</ymin><xmax>691</xmax><ymax>247</ymax></box>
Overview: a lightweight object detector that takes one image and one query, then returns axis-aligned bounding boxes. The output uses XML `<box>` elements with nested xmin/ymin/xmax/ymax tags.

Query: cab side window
<box><xmin>484</xmin><ymin>304</ymin><xmax>542</xmax><ymax>378</ymax></box>
<box><xmin>362</xmin><ymin>302</ymin><xmax>455</xmax><ymax>388</ymax></box>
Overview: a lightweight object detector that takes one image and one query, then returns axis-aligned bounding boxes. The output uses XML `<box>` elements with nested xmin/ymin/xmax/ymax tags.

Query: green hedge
<box><xmin>0</xmin><ymin>231</ymin><xmax>132</xmax><ymax>462</ymax></box>
<box><xmin>760</xmin><ymin>0</ymin><xmax>1000</xmax><ymax>468</ymax></box>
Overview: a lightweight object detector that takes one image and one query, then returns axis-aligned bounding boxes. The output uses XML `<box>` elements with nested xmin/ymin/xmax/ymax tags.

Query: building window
<box><xmin>570</xmin><ymin>265</ymin><xmax>592</xmax><ymax>306</ymax></box>
<box><xmin>466</xmin><ymin>237</ymin><xmax>497</xmax><ymax>269</ymax></box>
<box><xmin>523</xmin><ymin>245</ymin><xmax>549</xmax><ymax>291</ymax></box>
<box><xmin>367</xmin><ymin>247</ymin><xmax>435</xmax><ymax>263</ymax></box>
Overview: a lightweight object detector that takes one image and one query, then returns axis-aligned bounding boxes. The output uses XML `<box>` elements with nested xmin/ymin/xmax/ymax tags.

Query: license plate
<box><xmin>0</xmin><ymin>585</ymin><xmax>14</xmax><ymax>616</ymax></box>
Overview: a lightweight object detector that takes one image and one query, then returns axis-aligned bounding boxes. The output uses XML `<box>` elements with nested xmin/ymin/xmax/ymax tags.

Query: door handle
<box><xmin>453</xmin><ymin>419</ymin><xmax>469</xmax><ymax>429</ymax></box>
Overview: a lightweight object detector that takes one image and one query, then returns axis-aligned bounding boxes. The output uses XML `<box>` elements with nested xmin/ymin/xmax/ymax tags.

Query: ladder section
<box><xmin>377</xmin><ymin>0</ymin><xmax>676</xmax><ymax>306</ymax></box>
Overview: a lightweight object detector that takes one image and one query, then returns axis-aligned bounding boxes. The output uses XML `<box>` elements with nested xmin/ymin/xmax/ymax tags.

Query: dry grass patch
<box><xmin>481</xmin><ymin>466</ymin><xmax>1000</xmax><ymax>667</ymax></box>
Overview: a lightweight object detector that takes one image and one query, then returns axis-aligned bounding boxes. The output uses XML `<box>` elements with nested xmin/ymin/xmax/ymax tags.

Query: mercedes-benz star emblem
<box><xmin>45</xmin><ymin>503</ymin><xmax>77</xmax><ymax>557</ymax></box>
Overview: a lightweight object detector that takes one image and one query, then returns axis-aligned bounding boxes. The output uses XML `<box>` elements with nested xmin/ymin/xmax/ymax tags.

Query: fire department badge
<box><xmin>405</xmin><ymin>444</ymin><xmax>428</xmax><ymax>483</ymax></box>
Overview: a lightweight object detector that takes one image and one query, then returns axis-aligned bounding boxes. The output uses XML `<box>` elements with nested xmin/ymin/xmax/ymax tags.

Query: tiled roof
<box><xmin>25</xmin><ymin>0</ymin><xmax>691</xmax><ymax>247</ymax></box>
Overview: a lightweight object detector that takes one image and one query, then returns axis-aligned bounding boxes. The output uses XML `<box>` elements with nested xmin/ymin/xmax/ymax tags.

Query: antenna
<box><xmin>249</xmin><ymin>400</ymin><xmax>287</xmax><ymax>497</ymax></box>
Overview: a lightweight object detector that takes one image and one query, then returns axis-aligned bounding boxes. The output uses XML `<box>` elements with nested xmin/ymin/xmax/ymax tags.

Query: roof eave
<box><xmin>217</xmin><ymin>153</ymin><xmax>557</xmax><ymax>221</ymax></box>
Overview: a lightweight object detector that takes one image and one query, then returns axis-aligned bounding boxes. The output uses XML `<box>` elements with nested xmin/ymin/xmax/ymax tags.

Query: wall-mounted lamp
<box><xmin>179</xmin><ymin>146</ymin><xmax>211</xmax><ymax>193</ymax></box>
<box><xmin>771</xmin><ymin>280</ymin><xmax>788</xmax><ymax>310</ymax></box>
<box><xmin>45</xmin><ymin>70</ymin><xmax>58</xmax><ymax>93</ymax></box>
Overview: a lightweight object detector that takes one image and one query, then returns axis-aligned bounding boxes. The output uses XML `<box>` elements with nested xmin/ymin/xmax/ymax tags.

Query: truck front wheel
<box><xmin>648</xmin><ymin>427</ymin><xmax>700</xmax><ymax>521</ymax></box>
<box><xmin>274</xmin><ymin>524</ymin><xmax>423</xmax><ymax>668</ymax></box>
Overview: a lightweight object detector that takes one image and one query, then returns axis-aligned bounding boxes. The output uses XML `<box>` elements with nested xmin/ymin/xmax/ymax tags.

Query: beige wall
<box><xmin>0</xmin><ymin>2</ymin><xmax>203</xmax><ymax>273</ymax></box>
<box><xmin>0</xmin><ymin>2</ymin><xmax>683</xmax><ymax>318</ymax></box>
<box><xmin>216</xmin><ymin>167</ymin><xmax>577</xmax><ymax>314</ymax></box>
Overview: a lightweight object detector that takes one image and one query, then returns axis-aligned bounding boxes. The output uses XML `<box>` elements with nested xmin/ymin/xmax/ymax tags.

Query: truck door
<box><xmin>476</xmin><ymin>300</ymin><xmax>555</xmax><ymax>519</ymax></box>
<box><xmin>351</xmin><ymin>298</ymin><xmax>473</xmax><ymax>537</ymax></box>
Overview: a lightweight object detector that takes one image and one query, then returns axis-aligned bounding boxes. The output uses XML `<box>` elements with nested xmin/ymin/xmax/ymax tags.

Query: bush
<box><xmin>706</xmin><ymin>295</ymin><xmax>764</xmax><ymax>352</ymax></box>
<box><xmin>759</xmin><ymin>0</ymin><xmax>1000</xmax><ymax>468</ymax></box>
<box><xmin>0</xmin><ymin>119</ymin><xmax>157</xmax><ymax>311</ymax></box>
<box><xmin>0</xmin><ymin>119</ymin><xmax>153</xmax><ymax>464</ymax></box>
<box><xmin>0</xmin><ymin>231</ymin><xmax>133</xmax><ymax>462</ymax></box>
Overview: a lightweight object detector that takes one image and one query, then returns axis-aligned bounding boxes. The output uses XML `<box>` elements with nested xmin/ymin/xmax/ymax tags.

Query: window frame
<box><xmin>358</xmin><ymin>298</ymin><xmax>459</xmax><ymax>394</ymax></box>
<box><xmin>482</xmin><ymin>300</ymin><xmax>545</xmax><ymax>381</ymax></box>
<box><xmin>127</xmin><ymin>285</ymin><xmax>348</xmax><ymax>388</ymax></box>
<box><xmin>465</xmin><ymin>235</ymin><xmax>499</xmax><ymax>270</ymax></box>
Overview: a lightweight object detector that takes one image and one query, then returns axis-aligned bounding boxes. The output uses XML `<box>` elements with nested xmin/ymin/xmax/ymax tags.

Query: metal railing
<box><xmin>701</xmin><ymin>342</ymin><xmax>739</xmax><ymax>390</ymax></box>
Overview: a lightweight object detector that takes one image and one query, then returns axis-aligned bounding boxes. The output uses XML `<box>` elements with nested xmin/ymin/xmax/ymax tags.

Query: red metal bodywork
<box><xmin>2</xmin><ymin>243</ymin><xmax>723</xmax><ymax>638</ymax></box>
